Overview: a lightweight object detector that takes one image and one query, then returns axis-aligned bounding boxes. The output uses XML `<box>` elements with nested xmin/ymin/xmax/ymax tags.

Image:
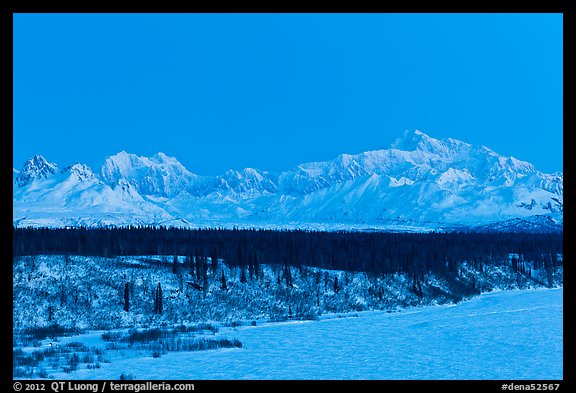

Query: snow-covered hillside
<box><xmin>12</xmin><ymin>254</ymin><xmax>562</xmax><ymax>379</ymax></box>
<box><xmin>13</xmin><ymin>253</ymin><xmax>562</xmax><ymax>331</ymax></box>
<box><xmin>13</xmin><ymin>130</ymin><xmax>563</xmax><ymax>231</ymax></box>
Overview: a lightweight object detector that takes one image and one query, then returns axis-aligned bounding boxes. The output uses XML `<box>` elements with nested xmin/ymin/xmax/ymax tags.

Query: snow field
<box><xmin>45</xmin><ymin>288</ymin><xmax>562</xmax><ymax>380</ymax></box>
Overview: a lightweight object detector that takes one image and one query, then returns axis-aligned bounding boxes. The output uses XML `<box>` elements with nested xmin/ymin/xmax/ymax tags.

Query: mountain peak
<box><xmin>390</xmin><ymin>129</ymin><xmax>433</xmax><ymax>151</ymax></box>
<box><xmin>153</xmin><ymin>152</ymin><xmax>170</xmax><ymax>160</ymax></box>
<box><xmin>106</xmin><ymin>150</ymin><xmax>137</xmax><ymax>162</ymax></box>
<box><xmin>29</xmin><ymin>155</ymin><xmax>54</xmax><ymax>166</ymax></box>
<box><xmin>15</xmin><ymin>155</ymin><xmax>58</xmax><ymax>188</ymax></box>
<box><xmin>62</xmin><ymin>163</ymin><xmax>96</xmax><ymax>182</ymax></box>
<box><xmin>150</xmin><ymin>152</ymin><xmax>186</xmax><ymax>168</ymax></box>
<box><xmin>100</xmin><ymin>151</ymin><xmax>197</xmax><ymax>197</ymax></box>
<box><xmin>389</xmin><ymin>130</ymin><xmax>473</xmax><ymax>161</ymax></box>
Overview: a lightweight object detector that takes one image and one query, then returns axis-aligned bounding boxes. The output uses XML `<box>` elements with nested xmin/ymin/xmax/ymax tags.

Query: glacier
<box><xmin>13</xmin><ymin>130</ymin><xmax>563</xmax><ymax>231</ymax></box>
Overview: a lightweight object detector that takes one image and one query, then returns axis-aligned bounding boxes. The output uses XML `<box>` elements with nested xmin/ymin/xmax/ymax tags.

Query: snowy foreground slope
<box><xmin>94</xmin><ymin>289</ymin><xmax>562</xmax><ymax>380</ymax></box>
<box><xmin>13</xmin><ymin>253</ymin><xmax>562</xmax><ymax>380</ymax></box>
<box><xmin>71</xmin><ymin>289</ymin><xmax>564</xmax><ymax>380</ymax></box>
<box><xmin>13</xmin><ymin>130</ymin><xmax>563</xmax><ymax>231</ymax></box>
<box><xmin>16</xmin><ymin>285</ymin><xmax>563</xmax><ymax>380</ymax></box>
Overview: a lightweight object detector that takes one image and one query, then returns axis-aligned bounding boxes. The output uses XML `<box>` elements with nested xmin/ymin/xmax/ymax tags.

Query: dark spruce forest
<box><xmin>13</xmin><ymin>227</ymin><xmax>563</xmax><ymax>278</ymax></box>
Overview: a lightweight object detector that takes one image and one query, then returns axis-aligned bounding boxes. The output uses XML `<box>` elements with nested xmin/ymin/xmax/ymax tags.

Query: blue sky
<box><xmin>13</xmin><ymin>13</ymin><xmax>563</xmax><ymax>175</ymax></box>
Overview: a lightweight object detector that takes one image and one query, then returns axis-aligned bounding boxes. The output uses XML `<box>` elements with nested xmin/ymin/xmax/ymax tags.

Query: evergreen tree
<box><xmin>172</xmin><ymin>255</ymin><xmax>179</xmax><ymax>274</ymax></box>
<box><xmin>202</xmin><ymin>255</ymin><xmax>209</xmax><ymax>281</ymax></box>
<box><xmin>154</xmin><ymin>283</ymin><xmax>163</xmax><ymax>314</ymax></box>
<box><xmin>253</xmin><ymin>251</ymin><xmax>260</xmax><ymax>278</ymax></box>
<box><xmin>284</xmin><ymin>264</ymin><xmax>292</xmax><ymax>287</ymax></box>
<box><xmin>248</xmin><ymin>253</ymin><xmax>254</xmax><ymax>280</ymax></box>
<box><xmin>511</xmin><ymin>255</ymin><xmax>519</xmax><ymax>273</ymax></box>
<box><xmin>210</xmin><ymin>248</ymin><xmax>218</xmax><ymax>273</ymax></box>
<box><xmin>220</xmin><ymin>271</ymin><xmax>228</xmax><ymax>290</ymax></box>
<box><xmin>195</xmin><ymin>254</ymin><xmax>202</xmax><ymax>282</ymax></box>
<box><xmin>202</xmin><ymin>258</ymin><xmax>209</xmax><ymax>297</ymax></box>
<box><xmin>123</xmin><ymin>282</ymin><xmax>130</xmax><ymax>312</ymax></box>
<box><xmin>189</xmin><ymin>254</ymin><xmax>195</xmax><ymax>277</ymax></box>
<box><xmin>333</xmin><ymin>276</ymin><xmax>340</xmax><ymax>293</ymax></box>
<box><xmin>416</xmin><ymin>279</ymin><xmax>423</xmax><ymax>298</ymax></box>
<box><xmin>237</xmin><ymin>244</ymin><xmax>244</xmax><ymax>267</ymax></box>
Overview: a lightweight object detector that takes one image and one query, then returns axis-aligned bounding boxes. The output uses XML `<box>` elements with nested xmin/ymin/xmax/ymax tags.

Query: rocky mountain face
<box><xmin>13</xmin><ymin>130</ymin><xmax>563</xmax><ymax>231</ymax></box>
<box><xmin>15</xmin><ymin>155</ymin><xmax>58</xmax><ymax>188</ymax></box>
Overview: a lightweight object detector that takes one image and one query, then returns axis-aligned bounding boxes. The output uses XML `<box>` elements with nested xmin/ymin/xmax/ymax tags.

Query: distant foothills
<box><xmin>13</xmin><ymin>130</ymin><xmax>562</xmax><ymax>231</ymax></box>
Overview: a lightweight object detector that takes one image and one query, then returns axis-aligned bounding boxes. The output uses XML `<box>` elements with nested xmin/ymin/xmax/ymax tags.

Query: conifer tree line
<box><xmin>12</xmin><ymin>226</ymin><xmax>562</xmax><ymax>277</ymax></box>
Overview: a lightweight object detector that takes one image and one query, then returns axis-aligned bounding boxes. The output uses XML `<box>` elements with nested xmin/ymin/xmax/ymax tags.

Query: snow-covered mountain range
<box><xmin>13</xmin><ymin>130</ymin><xmax>563</xmax><ymax>231</ymax></box>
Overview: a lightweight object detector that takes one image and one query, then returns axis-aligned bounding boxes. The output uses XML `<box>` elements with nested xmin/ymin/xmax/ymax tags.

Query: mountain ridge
<box><xmin>13</xmin><ymin>130</ymin><xmax>563</xmax><ymax>231</ymax></box>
